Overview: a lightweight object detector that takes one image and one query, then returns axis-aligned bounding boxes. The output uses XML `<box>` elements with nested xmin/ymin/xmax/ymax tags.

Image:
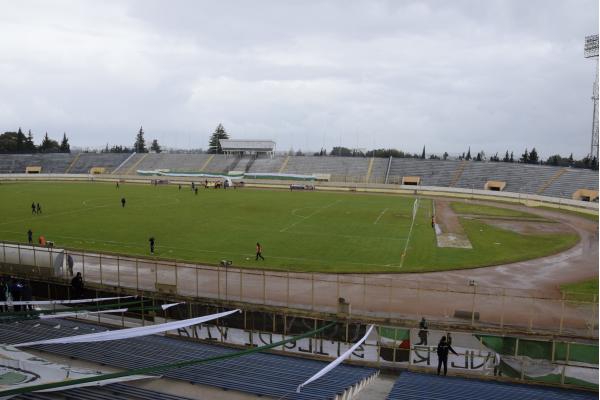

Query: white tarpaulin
<box><xmin>37</xmin><ymin>302</ymin><xmax>181</xmax><ymax>319</ymax></box>
<box><xmin>38</xmin><ymin>308</ymin><xmax>128</xmax><ymax>320</ymax></box>
<box><xmin>0</xmin><ymin>296</ymin><xmax>135</xmax><ymax>306</ymax></box>
<box><xmin>296</xmin><ymin>325</ymin><xmax>374</xmax><ymax>393</ymax></box>
<box><xmin>14</xmin><ymin>309</ymin><xmax>240</xmax><ymax>347</ymax></box>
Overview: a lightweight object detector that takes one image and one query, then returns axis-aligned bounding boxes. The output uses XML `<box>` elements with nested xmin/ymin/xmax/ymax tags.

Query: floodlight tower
<box><xmin>584</xmin><ymin>34</ymin><xmax>599</xmax><ymax>160</ymax></box>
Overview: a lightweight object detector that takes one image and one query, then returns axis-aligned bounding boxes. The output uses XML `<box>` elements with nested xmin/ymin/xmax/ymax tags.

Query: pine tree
<box><xmin>510</xmin><ymin>152</ymin><xmax>514</xmax><ymax>162</ymax></box>
<box><xmin>25</xmin><ymin>130</ymin><xmax>35</xmax><ymax>152</ymax></box>
<box><xmin>520</xmin><ymin>148</ymin><xmax>529</xmax><ymax>163</ymax></box>
<box><xmin>208</xmin><ymin>123</ymin><xmax>229</xmax><ymax>154</ymax></box>
<box><xmin>134</xmin><ymin>126</ymin><xmax>147</xmax><ymax>153</ymax></box>
<box><xmin>150</xmin><ymin>139</ymin><xmax>161</xmax><ymax>153</ymax></box>
<box><xmin>503</xmin><ymin>150</ymin><xmax>510</xmax><ymax>162</ymax></box>
<box><xmin>59</xmin><ymin>133</ymin><xmax>70</xmax><ymax>153</ymax></box>
<box><xmin>16</xmin><ymin>127</ymin><xmax>25</xmax><ymax>152</ymax></box>
<box><xmin>529</xmin><ymin>147</ymin><xmax>538</xmax><ymax>164</ymax></box>
<box><xmin>443</xmin><ymin>152</ymin><xmax>448</xmax><ymax>160</ymax></box>
<box><xmin>465</xmin><ymin>147</ymin><xmax>471</xmax><ymax>160</ymax></box>
<box><xmin>568</xmin><ymin>153</ymin><xmax>574</xmax><ymax>164</ymax></box>
<box><xmin>421</xmin><ymin>146</ymin><xmax>425</xmax><ymax>159</ymax></box>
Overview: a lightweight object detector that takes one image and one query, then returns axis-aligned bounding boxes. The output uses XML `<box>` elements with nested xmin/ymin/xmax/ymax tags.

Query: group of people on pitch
<box><xmin>146</xmin><ymin>237</ymin><xmax>265</xmax><ymax>261</ymax></box>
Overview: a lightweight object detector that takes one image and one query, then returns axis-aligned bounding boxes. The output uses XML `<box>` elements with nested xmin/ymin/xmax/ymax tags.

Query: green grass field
<box><xmin>0</xmin><ymin>182</ymin><xmax>579</xmax><ymax>273</ymax></box>
<box><xmin>560</xmin><ymin>279</ymin><xmax>599</xmax><ymax>302</ymax></box>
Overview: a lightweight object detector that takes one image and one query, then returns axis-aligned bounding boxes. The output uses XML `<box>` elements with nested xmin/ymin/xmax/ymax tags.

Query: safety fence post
<box><xmin>239</xmin><ymin>268</ymin><xmax>243</xmax><ymax>302</ymax></box>
<box><xmin>262</xmin><ymin>270</ymin><xmax>266</xmax><ymax>305</ymax></box>
<box><xmin>99</xmin><ymin>254</ymin><xmax>103</xmax><ymax>286</ymax></box>
<box><xmin>311</xmin><ymin>273</ymin><xmax>315</xmax><ymax>311</ymax></box>
<box><xmin>117</xmin><ymin>256</ymin><xmax>121</xmax><ymax>288</ymax></box>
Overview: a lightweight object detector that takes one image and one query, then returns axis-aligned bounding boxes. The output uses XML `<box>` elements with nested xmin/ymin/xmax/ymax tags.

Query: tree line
<box><xmin>0</xmin><ymin>128</ymin><xmax>70</xmax><ymax>153</ymax></box>
<box><xmin>2</xmin><ymin>124</ymin><xmax>598</xmax><ymax>170</ymax></box>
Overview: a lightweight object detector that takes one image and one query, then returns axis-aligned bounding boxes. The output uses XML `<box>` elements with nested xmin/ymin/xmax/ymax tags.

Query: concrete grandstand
<box><xmin>1</xmin><ymin>152</ymin><xmax>597</xmax><ymax>200</ymax></box>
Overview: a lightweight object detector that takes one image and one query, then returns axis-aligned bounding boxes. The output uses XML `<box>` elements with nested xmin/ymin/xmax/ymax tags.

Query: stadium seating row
<box><xmin>386</xmin><ymin>371</ymin><xmax>596</xmax><ymax>400</ymax></box>
<box><xmin>0</xmin><ymin>319</ymin><xmax>378</xmax><ymax>400</ymax></box>
<box><xmin>0</xmin><ymin>153</ymin><xmax>597</xmax><ymax>199</ymax></box>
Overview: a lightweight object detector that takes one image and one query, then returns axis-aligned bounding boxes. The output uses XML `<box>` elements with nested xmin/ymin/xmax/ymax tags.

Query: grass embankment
<box><xmin>560</xmin><ymin>279</ymin><xmax>599</xmax><ymax>302</ymax></box>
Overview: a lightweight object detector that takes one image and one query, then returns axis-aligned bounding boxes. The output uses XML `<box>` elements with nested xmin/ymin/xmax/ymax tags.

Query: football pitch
<box><xmin>0</xmin><ymin>181</ymin><xmax>578</xmax><ymax>273</ymax></box>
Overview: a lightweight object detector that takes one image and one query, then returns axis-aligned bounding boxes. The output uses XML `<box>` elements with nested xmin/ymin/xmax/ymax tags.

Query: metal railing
<box><xmin>1</xmin><ymin>241</ymin><xmax>597</xmax><ymax>339</ymax></box>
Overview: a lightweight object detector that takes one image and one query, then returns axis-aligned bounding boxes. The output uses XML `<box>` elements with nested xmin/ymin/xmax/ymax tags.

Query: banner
<box><xmin>297</xmin><ymin>325</ymin><xmax>374</xmax><ymax>393</ymax></box>
<box><xmin>14</xmin><ymin>309</ymin><xmax>240</xmax><ymax>347</ymax></box>
<box><xmin>0</xmin><ymin>296</ymin><xmax>135</xmax><ymax>306</ymax></box>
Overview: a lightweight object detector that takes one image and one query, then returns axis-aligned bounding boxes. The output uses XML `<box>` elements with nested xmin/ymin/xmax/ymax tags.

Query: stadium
<box><xmin>0</xmin><ymin>144</ymin><xmax>597</xmax><ymax>399</ymax></box>
<box><xmin>0</xmin><ymin>1</ymin><xmax>598</xmax><ymax>399</ymax></box>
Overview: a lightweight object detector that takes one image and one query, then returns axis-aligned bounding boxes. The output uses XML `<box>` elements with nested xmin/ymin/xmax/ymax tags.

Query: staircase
<box><xmin>537</xmin><ymin>168</ymin><xmax>567</xmax><ymax>195</ymax></box>
<box><xmin>278</xmin><ymin>155</ymin><xmax>290</xmax><ymax>173</ymax></box>
<box><xmin>199</xmin><ymin>154</ymin><xmax>214</xmax><ymax>172</ymax></box>
<box><xmin>449</xmin><ymin>160</ymin><xmax>468</xmax><ymax>187</ymax></box>
<box><xmin>64</xmin><ymin>153</ymin><xmax>81</xmax><ymax>173</ymax></box>
<box><xmin>365</xmin><ymin>157</ymin><xmax>374</xmax><ymax>183</ymax></box>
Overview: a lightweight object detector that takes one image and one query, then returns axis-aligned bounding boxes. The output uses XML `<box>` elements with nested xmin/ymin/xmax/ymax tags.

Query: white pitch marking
<box><xmin>373</xmin><ymin>208</ymin><xmax>389</xmax><ymax>224</ymax></box>
<box><xmin>280</xmin><ymin>199</ymin><xmax>341</xmax><ymax>232</ymax></box>
<box><xmin>398</xmin><ymin>198</ymin><xmax>419</xmax><ymax>268</ymax></box>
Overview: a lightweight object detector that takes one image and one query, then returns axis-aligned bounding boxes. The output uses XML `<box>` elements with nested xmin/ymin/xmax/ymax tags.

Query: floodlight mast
<box><xmin>584</xmin><ymin>34</ymin><xmax>599</xmax><ymax>161</ymax></box>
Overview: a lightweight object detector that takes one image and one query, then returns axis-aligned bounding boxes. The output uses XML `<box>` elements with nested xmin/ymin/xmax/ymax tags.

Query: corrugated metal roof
<box><xmin>219</xmin><ymin>139</ymin><xmax>275</xmax><ymax>151</ymax></box>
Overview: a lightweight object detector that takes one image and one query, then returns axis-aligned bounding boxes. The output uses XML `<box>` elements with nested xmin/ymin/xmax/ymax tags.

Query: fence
<box><xmin>0</xmin><ymin>241</ymin><xmax>597</xmax><ymax>339</ymax></box>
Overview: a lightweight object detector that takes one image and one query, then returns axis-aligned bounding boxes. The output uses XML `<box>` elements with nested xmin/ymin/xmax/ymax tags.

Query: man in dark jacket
<box><xmin>437</xmin><ymin>335</ymin><xmax>458</xmax><ymax>376</ymax></box>
<box><xmin>71</xmin><ymin>272</ymin><xmax>83</xmax><ymax>299</ymax></box>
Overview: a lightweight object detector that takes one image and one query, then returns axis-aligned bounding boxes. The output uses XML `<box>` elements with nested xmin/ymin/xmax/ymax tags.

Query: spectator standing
<box><xmin>27</xmin><ymin>229</ymin><xmax>33</xmax><ymax>244</ymax></box>
<box><xmin>436</xmin><ymin>335</ymin><xmax>458</xmax><ymax>376</ymax></box>
<box><xmin>71</xmin><ymin>272</ymin><xmax>84</xmax><ymax>299</ymax></box>
<box><xmin>417</xmin><ymin>317</ymin><xmax>428</xmax><ymax>345</ymax></box>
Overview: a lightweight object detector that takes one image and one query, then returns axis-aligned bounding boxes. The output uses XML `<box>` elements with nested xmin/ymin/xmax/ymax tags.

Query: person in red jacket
<box><xmin>255</xmin><ymin>242</ymin><xmax>265</xmax><ymax>261</ymax></box>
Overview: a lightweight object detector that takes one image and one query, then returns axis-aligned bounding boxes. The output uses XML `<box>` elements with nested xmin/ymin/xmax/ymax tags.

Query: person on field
<box><xmin>71</xmin><ymin>272</ymin><xmax>83</xmax><ymax>299</ymax></box>
<box><xmin>67</xmin><ymin>253</ymin><xmax>74</xmax><ymax>277</ymax></box>
<box><xmin>116</xmin><ymin>181</ymin><xmax>119</xmax><ymax>189</ymax></box>
<box><xmin>195</xmin><ymin>187</ymin><xmax>198</xmax><ymax>195</ymax></box>
<box><xmin>0</xmin><ymin>277</ymin><xmax>7</xmax><ymax>312</ymax></box>
<box><xmin>417</xmin><ymin>317</ymin><xmax>428</xmax><ymax>345</ymax></box>
<box><xmin>431</xmin><ymin>216</ymin><xmax>435</xmax><ymax>228</ymax></box>
<box><xmin>31</xmin><ymin>202</ymin><xmax>36</xmax><ymax>215</ymax></box>
<box><xmin>255</xmin><ymin>242</ymin><xmax>264</xmax><ymax>261</ymax></box>
<box><xmin>121</xmin><ymin>197</ymin><xmax>126</xmax><ymax>208</ymax></box>
<box><xmin>437</xmin><ymin>335</ymin><xmax>458</xmax><ymax>376</ymax></box>
<box><xmin>27</xmin><ymin>229</ymin><xmax>33</xmax><ymax>244</ymax></box>
<box><xmin>36</xmin><ymin>203</ymin><xmax>42</xmax><ymax>214</ymax></box>
<box><xmin>149</xmin><ymin>237</ymin><xmax>155</xmax><ymax>254</ymax></box>
<box><xmin>178</xmin><ymin>184</ymin><xmax>181</xmax><ymax>191</ymax></box>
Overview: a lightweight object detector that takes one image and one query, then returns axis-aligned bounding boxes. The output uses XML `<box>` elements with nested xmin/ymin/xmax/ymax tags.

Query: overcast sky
<box><xmin>0</xmin><ymin>0</ymin><xmax>598</xmax><ymax>157</ymax></box>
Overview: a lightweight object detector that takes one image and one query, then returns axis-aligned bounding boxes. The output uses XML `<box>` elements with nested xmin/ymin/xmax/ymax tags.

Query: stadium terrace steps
<box><xmin>248</xmin><ymin>156</ymin><xmax>286</xmax><ymax>173</ymax></box>
<box><xmin>541</xmin><ymin>168</ymin><xmax>599</xmax><ymax>198</ymax></box>
<box><xmin>2</xmin><ymin>153</ymin><xmax>598</xmax><ymax>199</ymax></box>
<box><xmin>386</xmin><ymin>371</ymin><xmax>596</xmax><ymax>400</ymax></box>
<box><xmin>387</xmin><ymin>159</ymin><xmax>457</xmax><ymax>187</ymax></box>
<box><xmin>16</xmin><ymin>383</ymin><xmax>196</xmax><ymax>400</ymax></box>
<box><xmin>0</xmin><ymin>154</ymin><xmax>75</xmax><ymax>173</ymax></box>
<box><xmin>133</xmin><ymin>153</ymin><xmax>213</xmax><ymax>172</ymax></box>
<box><xmin>68</xmin><ymin>153</ymin><xmax>131</xmax><ymax>174</ymax></box>
<box><xmin>369</xmin><ymin>158</ymin><xmax>389</xmax><ymax>183</ymax></box>
<box><xmin>283</xmin><ymin>156</ymin><xmax>370</xmax><ymax>179</ymax></box>
<box><xmin>0</xmin><ymin>319</ymin><xmax>378</xmax><ymax>400</ymax></box>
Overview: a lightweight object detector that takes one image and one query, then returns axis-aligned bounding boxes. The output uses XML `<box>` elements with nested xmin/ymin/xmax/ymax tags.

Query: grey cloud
<box><xmin>0</xmin><ymin>0</ymin><xmax>597</xmax><ymax>157</ymax></box>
